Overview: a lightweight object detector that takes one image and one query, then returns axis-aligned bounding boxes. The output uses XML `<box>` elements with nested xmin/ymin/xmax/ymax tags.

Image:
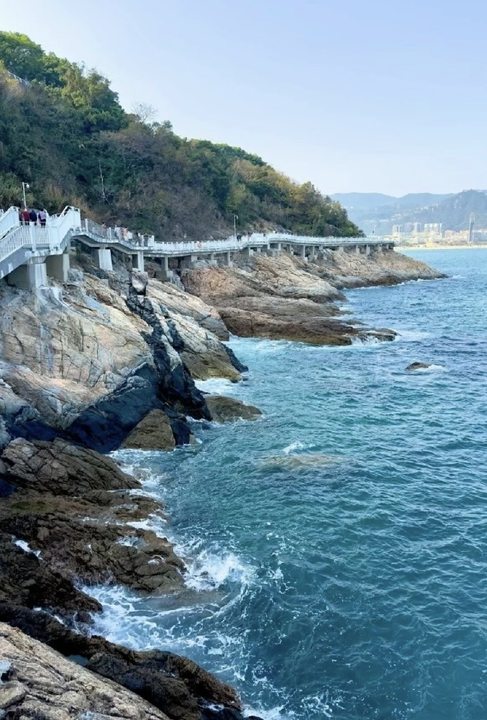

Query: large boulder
<box><xmin>122</xmin><ymin>409</ymin><xmax>176</xmax><ymax>450</ymax></box>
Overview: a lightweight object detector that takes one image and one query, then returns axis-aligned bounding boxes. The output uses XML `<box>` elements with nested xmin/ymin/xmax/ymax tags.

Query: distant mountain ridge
<box><xmin>331</xmin><ymin>191</ymin><xmax>487</xmax><ymax>233</ymax></box>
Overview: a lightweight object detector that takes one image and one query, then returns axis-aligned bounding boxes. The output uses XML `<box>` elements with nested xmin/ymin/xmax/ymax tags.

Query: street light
<box><xmin>22</xmin><ymin>182</ymin><xmax>30</xmax><ymax>208</ymax></box>
<box><xmin>233</xmin><ymin>213</ymin><xmax>238</xmax><ymax>239</ymax></box>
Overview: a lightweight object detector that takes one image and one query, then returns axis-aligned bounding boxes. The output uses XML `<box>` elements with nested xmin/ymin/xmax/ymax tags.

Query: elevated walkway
<box><xmin>0</xmin><ymin>206</ymin><xmax>394</xmax><ymax>289</ymax></box>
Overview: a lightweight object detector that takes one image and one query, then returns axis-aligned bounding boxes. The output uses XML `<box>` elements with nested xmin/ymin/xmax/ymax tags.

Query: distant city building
<box><xmin>424</xmin><ymin>223</ymin><xmax>443</xmax><ymax>234</ymax></box>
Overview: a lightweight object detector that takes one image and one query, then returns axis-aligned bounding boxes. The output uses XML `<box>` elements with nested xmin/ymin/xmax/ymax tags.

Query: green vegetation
<box><xmin>0</xmin><ymin>32</ymin><xmax>361</xmax><ymax>239</ymax></box>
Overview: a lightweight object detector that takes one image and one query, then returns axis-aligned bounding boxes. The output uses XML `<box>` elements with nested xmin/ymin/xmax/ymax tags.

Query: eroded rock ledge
<box><xmin>182</xmin><ymin>249</ymin><xmax>442</xmax><ymax>344</ymax></box>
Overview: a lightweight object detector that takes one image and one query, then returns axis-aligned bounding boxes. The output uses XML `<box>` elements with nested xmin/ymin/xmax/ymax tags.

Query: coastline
<box><xmin>397</xmin><ymin>243</ymin><xmax>487</xmax><ymax>251</ymax></box>
<box><xmin>0</xmin><ymin>246</ymin><xmax>444</xmax><ymax>719</ymax></box>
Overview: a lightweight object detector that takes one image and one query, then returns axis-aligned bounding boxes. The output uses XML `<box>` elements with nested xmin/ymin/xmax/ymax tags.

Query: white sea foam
<box><xmin>194</xmin><ymin>377</ymin><xmax>238</xmax><ymax>395</ymax></box>
<box><xmin>408</xmin><ymin>363</ymin><xmax>447</xmax><ymax>373</ymax></box>
<box><xmin>282</xmin><ymin>440</ymin><xmax>308</xmax><ymax>455</ymax></box>
<box><xmin>183</xmin><ymin>546</ymin><xmax>254</xmax><ymax>592</ymax></box>
<box><xmin>14</xmin><ymin>538</ymin><xmax>41</xmax><ymax>558</ymax></box>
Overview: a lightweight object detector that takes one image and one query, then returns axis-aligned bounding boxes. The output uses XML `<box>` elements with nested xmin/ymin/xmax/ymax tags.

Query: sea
<box><xmin>89</xmin><ymin>248</ymin><xmax>487</xmax><ymax>720</ymax></box>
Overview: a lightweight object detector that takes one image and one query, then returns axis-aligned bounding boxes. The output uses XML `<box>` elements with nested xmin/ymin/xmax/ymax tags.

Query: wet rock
<box><xmin>206</xmin><ymin>396</ymin><xmax>262</xmax><ymax>423</ymax></box>
<box><xmin>1</xmin><ymin>437</ymin><xmax>139</xmax><ymax>495</ymax></box>
<box><xmin>122</xmin><ymin>409</ymin><xmax>176</xmax><ymax>451</ymax></box>
<box><xmin>0</xmin><ymin>532</ymin><xmax>101</xmax><ymax>615</ymax></box>
<box><xmin>0</xmin><ymin>610</ymin><xmax>243</xmax><ymax>720</ymax></box>
<box><xmin>0</xmin><ymin>622</ymin><xmax>171</xmax><ymax>719</ymax></box>
<box><xmin>406</xmin><ymin>361</ymin><xmax>432</xmax><ymax>371</ymax></box>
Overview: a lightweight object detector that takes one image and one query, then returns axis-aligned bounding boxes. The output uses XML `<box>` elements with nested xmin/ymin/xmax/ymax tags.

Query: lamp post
<box><xmin>22</xmin><ymin>182</ymin><xmax>30</xmax><ymax>208</ymax></box>
<box><xmin>233</xmin><ymin>213</ymin><xmax>238</xmax><ymax>240</ymax></box>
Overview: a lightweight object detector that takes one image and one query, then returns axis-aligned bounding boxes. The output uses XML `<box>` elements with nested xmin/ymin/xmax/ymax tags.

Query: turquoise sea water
<box><xmin>92</xmin><ymin>249</ymin><xmax>487</xmax><ymax>720</ymax></box>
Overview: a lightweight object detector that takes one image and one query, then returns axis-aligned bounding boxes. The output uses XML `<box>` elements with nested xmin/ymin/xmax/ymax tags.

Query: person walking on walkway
<box><xmin>38</xmin><ymin>209</ymin><xmax>47</xmax><ymax>227</ymax></box>
<box><xmin>21</xmin><ymin>207</ymin><xmax>30</xmax><ymax>225</ymax></box>
<box><xmin>29</xmin><ymin>208</ymin><xmax>38</xmax><ymax>225</ymax></box>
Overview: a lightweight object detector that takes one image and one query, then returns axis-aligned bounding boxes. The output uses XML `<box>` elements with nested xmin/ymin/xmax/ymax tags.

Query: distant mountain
<box><xmin>331</xmin><ymin>191</ymin><xmax>487</xmax><ymax>234</ymax></box>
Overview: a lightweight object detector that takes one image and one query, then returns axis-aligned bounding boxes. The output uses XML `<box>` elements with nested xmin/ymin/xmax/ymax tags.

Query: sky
<box><xmin>1</xmin><ymin>0</ymin><xmax>486</xmax><ymax>196</ymax></box>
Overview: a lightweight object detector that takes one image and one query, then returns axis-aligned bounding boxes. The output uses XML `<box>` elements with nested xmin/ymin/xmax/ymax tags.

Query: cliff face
<box><xmin>0</xmin><ymin>255</ymin><xmax>243</xmax><ymax>452</ymax></box>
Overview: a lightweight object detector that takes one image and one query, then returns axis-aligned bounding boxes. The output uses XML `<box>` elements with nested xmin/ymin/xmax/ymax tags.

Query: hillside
<box><xmin>332</xmin><ymin>190</ymin><xmax>487</xmax><ymax>234</ymax></box>
<box><xmin>0</xmin><ymin>32</ymin><xmax>360</xmax><ymax>240</ymax></box>
<box><xmin>333</xmin><ymin>192</ymin><xmax>453</xmax><ymax>233</ymax></box>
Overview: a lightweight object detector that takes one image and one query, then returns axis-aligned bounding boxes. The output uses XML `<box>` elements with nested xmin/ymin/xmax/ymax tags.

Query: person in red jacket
<box><xmin>21</xmin><ymin>207</ymin><xmax>30</xmax><ymax>225</ymax></box>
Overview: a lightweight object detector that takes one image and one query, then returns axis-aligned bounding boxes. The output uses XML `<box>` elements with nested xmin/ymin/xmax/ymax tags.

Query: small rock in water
<box><xmin>206</xmin><ymin>396</ymin><xmax>262</xmax><ymax>423</ymax></box>
<box><xmin>264</xmin><ymin>453</ymin><xmax>343</xmax><ymax>470</ymax></box>
<box><xmin>406</xmin><ymin>361</ymin><xmax>432</xmax><ymax>371</ymax></box>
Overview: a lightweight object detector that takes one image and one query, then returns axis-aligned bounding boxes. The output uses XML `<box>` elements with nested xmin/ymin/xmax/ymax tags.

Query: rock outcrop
<box><xmin>0</xmin><ymin>623</ymin><xmax>171</xmax><ymax>720</ymax></box>
<box><xmin>182</xmin><ymin>252</ymin><xmax>403</xmax><ymax>344</ymax></box>
<box><xmin>313</xmin><ymin>246</ymin><xmax>445</xmax><ymax>288</ymax></box>
<box><xmin>0</xmin><ymin>436</ymin><xmax>258</xmax><ymax>719</ymax></box>
<box><xmin>0</xmin><ymin>256</ymin><xmax>244</xmax><ymax>451</ymax></box>
<box><xmin>0</xmin><ymin>614</ymin><xmax>250</xmax><ymax>720</ymax></box>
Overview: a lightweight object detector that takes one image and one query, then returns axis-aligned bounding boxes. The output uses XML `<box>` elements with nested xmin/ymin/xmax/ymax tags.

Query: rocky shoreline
<box><xmin>0</xmin><ymin>246</ymin><xmax>442</xmax><ymax>719</ymax></box>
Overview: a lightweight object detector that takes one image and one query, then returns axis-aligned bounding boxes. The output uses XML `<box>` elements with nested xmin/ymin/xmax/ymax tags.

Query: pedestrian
<box><xmin>38</xmin><ymin>209</ymin><xmax>47</xmax><ymax>227</ymax></box>
<box><xmin>29</xmin><ymin>208</ymin><xmax>38</xmax><ymax>225</ymax></box>
<box><xmin>21</xmin><ymin>207</ymin><xmax>30</xmax><ymax>225</ymax></box>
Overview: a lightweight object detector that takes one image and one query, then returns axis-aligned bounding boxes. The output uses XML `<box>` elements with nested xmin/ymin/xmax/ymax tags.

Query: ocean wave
<box><xmin>194</xmin><ymin>377</ymin><xmax>240</xmax><ymax>395</ymax></box>
<box><xmin>176</xmin><ymin>537</ymin><xmax>256</xmax><ymax>593</ymax></box>
<box><xmin>282</xmin><ymin>440</ymin><xmax>309</xmax><ymax>455</ymax></box>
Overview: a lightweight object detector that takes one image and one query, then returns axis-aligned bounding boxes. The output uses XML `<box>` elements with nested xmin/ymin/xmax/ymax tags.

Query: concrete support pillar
<box><xmin>95</xmin><ymin>248</ymin><xmax>113</xmax><ymax>272</ymax></box>
<box><xmin>132</xmin><ymin>250</ymin><xmax>145</xmax><ymax>271</ymax></box>
<box><xmin>242</xmin><ymin>246</ymin><xmax>251</xmax><ymax>257</ymax></box>
<box><xmin>220</xmin><ymin>251</ymin><xmax>232</xmax><ymax>266</ymax></box>
<box><xmin>8</xmin><ymin>260</ymin><xmax>48</xmax><ymax>290</ymax></box>
<box><xmin>365</xmin><ymin>244</ymin><xmax>370</xmax><ymax>256</ymax></box>
<box><xmin>355</xmin><ymin>245</ymin><xmax>361</xmax><ymax>255</ymax></box>
<box><xmin>46</xmin><ymin>252</ymin><xmax>70</xmax><ymax>283</ymax></box>
<box><xmin>160</xmin><ymin>256</ymin><xmax>169</xmax><ymax>280</ymax></box>
<box><xmin>300</xmin><ymin>245</ymin><xmax>306</xmax><ymax>258</ymax></box>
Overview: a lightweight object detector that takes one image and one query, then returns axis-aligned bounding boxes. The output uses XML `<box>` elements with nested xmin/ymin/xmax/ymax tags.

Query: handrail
<box><xmin>0</xmin><ymin>207</ymin><xmax>20</xmax><ymax>240</ymax></box>
<box><xmin>0</xmin><ymin>204</ymin><xmax>393</xmax><ymax>283</ymax></box>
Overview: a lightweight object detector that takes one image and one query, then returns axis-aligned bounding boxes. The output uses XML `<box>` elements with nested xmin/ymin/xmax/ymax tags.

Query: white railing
<box><xmin>0</xmin><ymin>204</ymin><xmax>393</xmax><ymax>281</ymax></box>
<box><xmin>0</xmin><ymin>207</ymin><xmax>21</xmax><ymax>240</ymax></box>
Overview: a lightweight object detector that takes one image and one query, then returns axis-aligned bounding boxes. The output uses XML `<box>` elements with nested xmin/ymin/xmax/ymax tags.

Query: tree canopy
<box><xmin>0</xmin><ymin>32</ymin><xmax>361</xmax><ymax>239</ymax></box>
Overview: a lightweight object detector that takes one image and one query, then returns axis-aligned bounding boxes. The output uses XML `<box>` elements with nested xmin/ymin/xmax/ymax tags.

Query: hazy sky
<box><xmin>1</xmin><ymin>0</ymin><xmax>485</xmax><ymax>196</ymax></box>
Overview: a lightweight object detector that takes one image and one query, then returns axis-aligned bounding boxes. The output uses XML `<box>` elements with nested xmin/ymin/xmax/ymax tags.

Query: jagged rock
<box><xmin>0</xmin><ymin>611</ymin><xmax>245</xmax><ymax>720</ymax></box>
<box><xmin>0</xmin><ymin>266</ymin><xmax>244</xmax><ymax>450</ymax></box>
<box><xmin>122</xmin><ymin>409</ymin><xmax>176</xmax><ymax>450</ymax></box>
<box><xmin>206</xmin><ymin>396</ymin><xmax>262</xmax><ymax>423</ymax></box>
<box><xmin>0</xmin><ymin>622</ymin><xmax>171</xmax><ymax>719</ymax></box>
<box><xmin>132</xmin><ymin>269</ymin><xmax>149</xmax><ymax>295</ymax></box>
<box><xmin>0</xmin><ymin>532</ymin><xmax>101</xmax><ymax>615</ymax></box>
<box><xmin>1</xmin><ymin>437</ymin><xmax>139</xmax><ymax>495</ymax></box>
<box><xmin>0</xmin><ymin>438</ymin><xmax>185</xmax><ymax>594</ymax></box>
<box><xmin>182</xmin><ymin>249</ymin><xmax>441</xmax><ymax>345</ymax></box>
<box><xmin>312</xmin><ymin>246</ymin><xmax>445</xmax><ymax>288</ymax></box>
<box><xmin>406</xmin><ymin>361</ymin><xmax>432</xmax><ymax>371</ymax></box>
